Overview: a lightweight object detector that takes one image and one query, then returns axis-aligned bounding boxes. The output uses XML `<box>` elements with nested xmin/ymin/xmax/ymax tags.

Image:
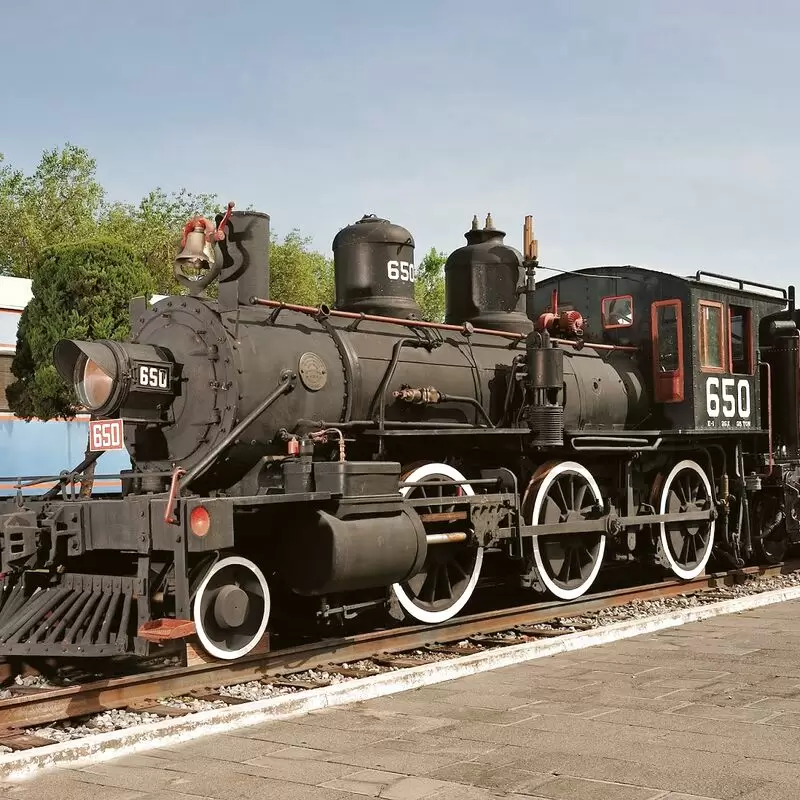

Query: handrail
<box><xmin>251</xmin><ymin>298</ymin><xmax>639</xmax><ymax>353</ymax></box>
<box><xmin>692</xmin><ymin>270</ymin><xmax>787</xmax><ymax>301</ymax></box>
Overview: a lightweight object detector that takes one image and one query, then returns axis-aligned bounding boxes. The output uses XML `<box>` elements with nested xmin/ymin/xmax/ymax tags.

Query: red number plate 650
<box><xmin>89</xmin><ymin>419</ymin><xmax>125</xmax><ymax>452</ymax></box>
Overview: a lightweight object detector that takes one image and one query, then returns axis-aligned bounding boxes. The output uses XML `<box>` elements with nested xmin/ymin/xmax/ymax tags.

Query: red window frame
<box><xmin>601</xmin><ymin>294</ymin><xmax>634</xmax><ymax>330</ymax></box>
<box><xmin>728</xmin><ymin>304</ymin><xmax>754</xmax><ymax>376</ymax></box>
<box><xmin>698</xmin><ymin>300</ymin><xmax>726</xmax><ymax>373</ymax></box>
<box><xmin>651</xmin><ymin>299</ymin><xmax>684</xmax><ymax>403</ymax></box>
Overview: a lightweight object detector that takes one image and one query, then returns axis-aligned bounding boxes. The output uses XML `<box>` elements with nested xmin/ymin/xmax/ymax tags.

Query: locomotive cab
<box><xmin>533</xmin><ymin>267</ymin><xmax>785</xmax><ymax>436</ymax></box>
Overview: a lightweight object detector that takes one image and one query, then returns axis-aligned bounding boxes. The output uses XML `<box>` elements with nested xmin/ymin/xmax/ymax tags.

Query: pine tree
<box><xmin>7</xmin><ymin>238</ymin><xmax>154</xmax><ymax>420</ymax></box>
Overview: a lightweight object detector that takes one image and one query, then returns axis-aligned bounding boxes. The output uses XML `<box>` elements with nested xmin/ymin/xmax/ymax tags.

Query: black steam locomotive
<box><xmin>0</xmin><ymin>206</ymin><xmax>797</xmax><ymax>662</ymax></box>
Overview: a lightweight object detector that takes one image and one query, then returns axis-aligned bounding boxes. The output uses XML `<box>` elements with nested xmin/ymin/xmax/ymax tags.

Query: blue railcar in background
<box><xmin>0</xmin><ymin>276</ymin><xmax>144</xmax><ymax>497</ymax></box>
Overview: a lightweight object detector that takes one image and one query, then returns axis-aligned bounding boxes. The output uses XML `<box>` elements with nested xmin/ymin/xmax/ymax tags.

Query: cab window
<box><xmin>602</xmin><ymin>295</ymin><xmax>633</xmax><ymax>329</ymax></box>
<box><xmin>729</xmin><ymin>304</ymin><xmax>753</xmax><ymax>375</ymax></box>
<box><xmin>651</xmin><ymin>299</ymin><xmax>684</xmax><ymax>403</ymax></box>
<box><xmin>699</xmin><ymin>301</ymin><xmax>725</xmax><ymax>371</ymax></box>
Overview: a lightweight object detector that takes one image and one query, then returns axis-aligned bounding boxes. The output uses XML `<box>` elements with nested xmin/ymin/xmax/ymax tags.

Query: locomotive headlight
<box><xmin>54</xmin><ymin>339</ymin><xmax>178</xmax><ymax>419</ymax></box>
<box><xmin>54</xmin><ymin>340</ymin><xmax>123</xmax><ymax>414</ymax></box>
<box><xmin>77</xmin><ymin>355</ymin><xmax>116</xmax><ymax>409</ymax></box>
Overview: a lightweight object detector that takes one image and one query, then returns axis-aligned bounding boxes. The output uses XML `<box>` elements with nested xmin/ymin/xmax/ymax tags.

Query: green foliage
<box><xmin>269</xmin><ymin>229</ymin><xmax>334</xmax><ymax>307</ymax></box>
<box><xmin>0</xmin><ymin>144</ymin><xmax>221</xmax><ymax>294</ymax></box>
<box><xmin>0</xmin><ymin>144</ymin><xmax>104</xmax><ymax>277</ymax></box>
<box><xmin>0</xmin><ymin>144</ymin><xmax>341</xmax><ymax>308</ymax></box>
<box><xmin>416</xmin><ymin>247</ymin><xmax>447</xmax><ymax>322</ymax></box>
<box><xmin>7</xmin><ymin>239</ymin><xmax>154</xmax><ymax>420</ymax></box>
<box><xmin>98</xmin><ymin>188</ymin><xmax>220</xmax><ymax>295</ymax></box>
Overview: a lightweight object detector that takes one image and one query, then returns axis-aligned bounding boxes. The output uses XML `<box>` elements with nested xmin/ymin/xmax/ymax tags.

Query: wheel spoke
<box><xmin>575</xmin><ymin>484</ymin><xmax>587</xmax><ymax>512</ymax></box>
<box><xmin>440</xmin><ymin>565</ymin><xmax>453</xmax><ymax>601</ymax></box>
<box><xmin>450</xmin><ymin>557</ymin><xmax>469</xmax><ymax>581</ymax></box>
<box><xmin>420</xmin><ymin>565</ymin><xmax>438</xmax><ymax>603</ymax></box>
<box><xmin>554</xmin><ymin>479</ymin><xmax>569</xmax><ymax>515</ymax></box>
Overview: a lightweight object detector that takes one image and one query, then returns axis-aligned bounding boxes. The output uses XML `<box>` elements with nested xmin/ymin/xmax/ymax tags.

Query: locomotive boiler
<box><xmin>0</xmin><ymin>203</ymin><xmax>795</xmax><ymax>665</ymax></box>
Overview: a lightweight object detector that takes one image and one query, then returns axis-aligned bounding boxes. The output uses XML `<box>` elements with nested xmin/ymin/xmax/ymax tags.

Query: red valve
<box><xmin>214</xmin><ymin>201</ymin><xmax>235</xmax><ymax>241</ymax></box>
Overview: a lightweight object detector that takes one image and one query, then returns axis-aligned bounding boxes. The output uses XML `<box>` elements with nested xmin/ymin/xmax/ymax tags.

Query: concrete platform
<box><xmin>5</xmin><ymin>599</ymin><xmax>800</xmax><ymax>800</ymax></box>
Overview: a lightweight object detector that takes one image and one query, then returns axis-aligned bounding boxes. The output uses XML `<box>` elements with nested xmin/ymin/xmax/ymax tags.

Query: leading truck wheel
<box><xmin>193</xmin><ymin>556</ymin><xmax>271</xmax><ymax>660</ymax></box>
<box><xmin>391</xmin><ymin>463</ymin><xmax>484</xmax><ymax>624</ymax></box>
<box><xmin>522</xmin><ymin>460</ymin><xmax>607</xmax><ymax>600</ymax></box>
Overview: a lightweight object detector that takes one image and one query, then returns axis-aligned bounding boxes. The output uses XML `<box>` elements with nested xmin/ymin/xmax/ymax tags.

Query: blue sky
<box><xmin>2</xmin><ymin>1</ymin><xmax>799</xmax><ymax>285</ymax></box>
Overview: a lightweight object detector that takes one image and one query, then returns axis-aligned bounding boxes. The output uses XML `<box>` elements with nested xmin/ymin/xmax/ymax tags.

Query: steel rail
<box><xmin>0</xmin><ymin>561</ymin><xmax>796</xmax><ymax>730</ymax></box>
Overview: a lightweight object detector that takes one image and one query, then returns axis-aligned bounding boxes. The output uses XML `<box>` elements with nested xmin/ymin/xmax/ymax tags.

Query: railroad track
<box><xmin>1</xmin><ymin>560</ymin><xmax>798</xmax><ymax>751</ymax></box>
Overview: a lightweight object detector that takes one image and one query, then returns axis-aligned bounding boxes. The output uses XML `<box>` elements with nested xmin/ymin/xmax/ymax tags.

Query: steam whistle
<box><xmin>522</xmin><ymin>215</ymin><xmax>538</xmax><ymax>324</ymax></box>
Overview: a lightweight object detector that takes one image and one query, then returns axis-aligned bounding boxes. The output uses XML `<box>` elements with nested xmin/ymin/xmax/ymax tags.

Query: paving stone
<box><xmin>240</xmin><ymin>719</ymin><xmax>390</xmax><ymax>751</ymax></box>
<box><xmin>519</xmin><ymin>699</ymin><xmax>619</xmax><ymax>717</ymax></box>
<box><xmin>568</xmin><ymin>691</ymin><xmax>697</xmax><ymax>713</ymax></box>
<box><xmin>379</xmin><ymin>776</ymin><xmax>450</xmax><ymax>800</ymax></box>
<box><xmin>321</xmin><ymin>741</ymin><xmax>466</xmax><ymax>774</ymax></box>
<box><xmin>400</xmin><ymin>700</ymin><xmax>542</xmax><ymax>726</ymax></box>
<box><xmin>468</xmin><ymin>743</ymin><xmax>575</xmax><ymax>773</ymax></box>
<box><xmin>4</xmin><ymin>776</ymin><xmax>146</xmax><ymax>800</ymax></box>
<box><xmin>427</xmin><ymin>785</ymin><xmax>530</xmax><ymax>800</ymax></box>
<box><xmin>686</xmin><ymin>687</ymin><xmax>773</xmax><ymax>707</ymax></box>
<box><xmin>737</xmin><ymin>784</ymin><xmax>800</xmax><ymax>800</ymax></box>
<box><xmin>159</xmin><ymin>733</ymin><xmax>287</xmax><ymax>762</ymax></box>
<box><xmin>118</xmin><ymin>794</ymin><xmax>210</xmax><ymax>800</ymax></box>
<box><xmin>591</xmin><ymin>707</ymin><xmax>722</xmax><ymax>733</ymax></box>
<box><xmin>299</xmin><ymin>707</ymin><xmax>451</xmax><ymax>735</ymax></box>
<box><xmin>349</xmin><ymin>696</ymin><xmax>459</xmax><ymax>717</ymax></box>
<box><xmin>242</xmin><ymin>751</ymin><xmax>359</xmax><ymax>784</ymax></box>
<box><xmin>66</xmin><ymin>763</ymin><xmax>181</xmax><ymax>792</ymax></box>
<box><xmin>106</xmin><ymin>753</ymin><xmax>183</xmax><ymax>769</ymax></box>
<box><xmin>513</xmin><ymin>751</ymin><xmax>763</xmax><ymax>798</ymax></box>
<box><xmin>321</xmin><ymin>769</ymin><xmax>445</xmax><ymax>799</ymax></box>
<box><xmin>657</xmin><ymin>795</ymin><xmax>725</xmax><ymax>800</ymax></box>
<box><xmin>144</xmin><ymin>758</ymin><xmax>239</xmax><ymax>776</ymax></box>
<box><xmin>501</xmin><ymin>713</ymin><xmax>675</xmax><ymax>745</ymax></box>
<box><xmin>748</xmin><ymin>695</ymin><xmax>800</xmax><ymax>713</ymax></box>
<box><xmin>434</xmin><ymin>690</ymin><xmax>533</xmax><ymax>711</ymax></box>
<box><xmin>166</xmin><ymin>769</ymin><xmax>354</xmax><ymax>799</ymax></box>
<box><xmin>424</xmin><ymin>760</ymin><xmax>553</xmax><ymax>793</ymax></box>
<box><xmin>579</xmin><ymin>665</ymin><xmax>668</xmax><ymax>678</ymax></box>
<box><xmin>529</xmin><ymin>775</ymin><xmax>664</xmax><ymax>800</ymax></box>
<box><xmin>668</xmin><ymin>702</ymin><xmax>776</xmax><ymax>722</ymax></box>
<box><xmin>378</xmin><ymin>732</ymin><xmax>500</xmax><ymax>760</ymax></box>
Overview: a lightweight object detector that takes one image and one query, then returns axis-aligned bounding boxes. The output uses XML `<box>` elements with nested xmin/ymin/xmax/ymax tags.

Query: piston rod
<box><xmin>425</xmin><ymin>532</ymin><xmax>468</xmax><ymax>545</ymax></box>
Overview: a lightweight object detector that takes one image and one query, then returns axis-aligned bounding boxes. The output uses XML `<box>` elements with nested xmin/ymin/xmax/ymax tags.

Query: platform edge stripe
<box><xmin>2</xmin><ymin>582</ymin><xmax>800</xmax><ymax>782</ymax></box>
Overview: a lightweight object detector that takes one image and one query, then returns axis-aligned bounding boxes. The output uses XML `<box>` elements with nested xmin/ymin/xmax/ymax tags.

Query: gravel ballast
<box><xmin>13</xmin><ymin>569</ymin><xmax>800</xmax><ymax>745</ymax></box>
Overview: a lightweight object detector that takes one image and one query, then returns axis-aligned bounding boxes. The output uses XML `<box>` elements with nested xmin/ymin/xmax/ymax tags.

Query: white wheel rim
<box><xmin>392</xmin><ymin>462</ymin><xmax>483</xmax><ymax>624</ymax></box>
<box><xmin>658</xmin><ymin>459</ymin><xmax>715</xmax><ymax>580</ymax></box>
<box><xmin>529</xmin><ymin>460</ymin><xmax>606</xmax><ymax>600</ymax></box>
<box><xmin>193</xmin><ymin>556</ymin><xmax>271</xmax><ymax>660</ymax></box>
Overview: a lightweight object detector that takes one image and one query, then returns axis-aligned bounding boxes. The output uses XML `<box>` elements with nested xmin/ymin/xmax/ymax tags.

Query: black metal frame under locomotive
<box><xmin>0</xmin><ymin>206</ymin><xmax>798</xmax><ymax>663</ymax></box>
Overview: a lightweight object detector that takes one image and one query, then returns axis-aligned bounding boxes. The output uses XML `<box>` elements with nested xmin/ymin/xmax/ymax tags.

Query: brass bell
<box><xmin>175</xmin><ymin>225</ymin><xmax>215</xmax><ymax>269</ymax></box>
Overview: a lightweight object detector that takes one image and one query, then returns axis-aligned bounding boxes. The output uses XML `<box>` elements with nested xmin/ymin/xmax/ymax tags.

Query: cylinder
<box><xmin>282</xmin><ymin>505</ymin><xmax>428</xmax><ymax>595</ymax></box>
<box><xmin>333</xmin><ymin>214</ymin><xmax>422</xmax><ymax>319</ymax></box>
